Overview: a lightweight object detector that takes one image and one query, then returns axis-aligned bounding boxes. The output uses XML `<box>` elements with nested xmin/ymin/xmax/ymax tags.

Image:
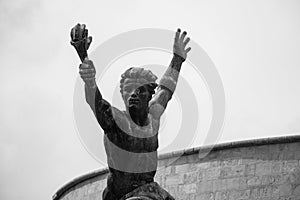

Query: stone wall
<box><xmin>53</xmin><ymin>136</ymin><xmax>300</xmax><ymax>200</ymax></box>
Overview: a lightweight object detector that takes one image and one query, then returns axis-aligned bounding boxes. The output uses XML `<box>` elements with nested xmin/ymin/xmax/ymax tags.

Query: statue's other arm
<box><xmin>149</xmin><ymin>29</ymin><xmax>191</xmax><ymax>119</ymax></box>
<box><xmin>149</xmin><ymin>55</ymin><xmax>184</xmax><ymax>119</ymax></box>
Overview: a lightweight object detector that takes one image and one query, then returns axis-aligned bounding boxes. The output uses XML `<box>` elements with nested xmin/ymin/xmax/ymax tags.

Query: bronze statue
<box><xmin>70</xmin><ymin>23</ymin><xmax>191</xmax><ymax>200</ymax></box>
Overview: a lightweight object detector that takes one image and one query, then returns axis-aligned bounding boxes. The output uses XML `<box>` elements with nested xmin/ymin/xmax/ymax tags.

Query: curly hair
<box><xmin>120</xmin><ymin>67</ymin><xmax>158</xmax><ymax>96</ymax></box>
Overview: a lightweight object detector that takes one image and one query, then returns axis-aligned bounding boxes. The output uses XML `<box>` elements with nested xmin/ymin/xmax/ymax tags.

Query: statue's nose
<box><xmin>131</xmin><ymin>89</ymin><xmax>140</xmax><ymax>97</ymax></box>
<box><xmin>131</xmin><ymin>92</ymin><xmax>138</xmax><ymax>98</ymax></box>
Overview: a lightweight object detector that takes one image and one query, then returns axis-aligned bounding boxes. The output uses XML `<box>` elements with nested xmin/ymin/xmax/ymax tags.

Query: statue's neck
<box><xmin>127</xmin><ymin>108</ymin><xmax>149</xmax><ymax>127</ymax></box>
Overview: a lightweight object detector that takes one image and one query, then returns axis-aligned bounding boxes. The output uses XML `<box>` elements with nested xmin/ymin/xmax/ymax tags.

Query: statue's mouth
<box><xmin>129</xmin><ymin>98</ymin><xmax>139</xmax><ymax>105</ymax></box>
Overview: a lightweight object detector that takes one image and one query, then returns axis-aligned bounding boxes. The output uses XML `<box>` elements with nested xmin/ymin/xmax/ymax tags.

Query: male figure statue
<box><xmin>70</xmin><ymin>24</ymin><xmax>191</xmax><ymax>200</ymax></box>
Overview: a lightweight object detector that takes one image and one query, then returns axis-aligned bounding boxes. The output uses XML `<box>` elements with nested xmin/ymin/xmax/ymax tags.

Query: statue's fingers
<box><xmin>80</xmin><ymin>24</ymin><xmax>87</xmax><ymax>39</ymax></box>
<box><xmin>180</xmin><ymin>31</ymin><xmax>187</xmax><ymax>42</ymax></box>
<box><xmin>79</xmin><ymin>68</ymin><xmax>95</xmax><ymax>74</ymax></box>
<box><xmin>74</xmin><ymin>24</ymin><xmax>82</xmax><ymax>40</ymax></box>
<box><xmin>80</xmin><ymin>72</ymin><xmax>95</xmax><ymax>78</ymax></box>
<box><xmin>83</xmin><ymin>58</ymin><xmax>94</xmax><ymax>66</ymax></box>
<box><xmin>79</xmin><ymin>69</ymin><xmax>91</xmax><ymax>75</ymax></box>
<box><xmin>70</xmin><ymin>27</ymin><xmax>75</xmax><ymax>40</ymax></box>
<box><xmin>78</xmin><ymin>26</ymin><xmax>85</xmax><ymax>39</ymax></box>
<box><xmin>84</xmin><ymin>28</ymin><xmax>88</xmax><ymax>38</ymax></box>
<box><xmin>79</xmin><ymin>63</ymin><xmax>90</xmax><ymax>69</ymax></box>
<box><xmin>183</xmin><ymin>37</ymin><xmax>190</xmax><ymax>47</ymax></box>
<box><xmin>174</xmin><ymin>28</ymin><xmax>181</xmax><ymax>42</ymax></box>
<box><xmin>71</xmin><ymin>26</ymin><xmax>78</xmax><ymax>41</ymax></box>
<box><xmin>79</xmin><ymin>68</ymin><xmax>95</xmax><ymax>77</ymax></box>
<box><xmin>185</xmin><ymin>47</ymin><xmax>191</xmax><ymax>53</ymax></box>
<box><xmin>83</xmin><ymin>77</ymin><xmax>95</xmax><ymax>82</ymax></box>
<box><xmin>74</xmin><ymin>28</ymin><xmax>80</xmax><ymax>40</ymax></box>
<box><xmin>81</xmin><ymin>28</ymin><xmax>87</xmax><ymax>40</ymax></box>
<box><xmin>86</xmin><ymin>36</ymin><xmax>92</xmax><ymax>50</ymax></box>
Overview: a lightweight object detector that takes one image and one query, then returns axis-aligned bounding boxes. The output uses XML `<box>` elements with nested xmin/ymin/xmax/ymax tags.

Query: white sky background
<box><xmin>0</xmin><ymin>0</ymin><xmax>300</xmax><ymax>199</ymax></box>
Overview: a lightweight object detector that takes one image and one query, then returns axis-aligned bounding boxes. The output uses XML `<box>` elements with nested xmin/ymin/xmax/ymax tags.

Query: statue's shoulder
<box><xmin>110</xmin><ymin>106</ymin><xmax>124</xmax><ymax>116</ymax></box>
<box><xmin>110</xmin><ymin>108</ymin><xmax>132</xmax><ymax>133</ymax></box>
<box><xmin>110</xmin><ymin>107</ymin><xmax>127</xmax><ymax>123</ymax></box>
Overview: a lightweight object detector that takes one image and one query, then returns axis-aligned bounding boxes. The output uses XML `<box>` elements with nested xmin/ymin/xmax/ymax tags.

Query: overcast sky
<box><xmin>0</xmin><ymin>0</ymin><xmax>300</xmax><ymax>199</ymax></box>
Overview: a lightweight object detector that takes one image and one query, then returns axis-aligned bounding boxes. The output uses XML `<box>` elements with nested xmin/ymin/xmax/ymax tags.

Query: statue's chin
<box><xmin>128</xmin><ymin>106</ymin><xmax>139</xmax><ymax>114</ymax></box>
<box><xmin>129</xmin><ymin>101</ymin><xmax>141</xmax><ymax>109</ymax></box>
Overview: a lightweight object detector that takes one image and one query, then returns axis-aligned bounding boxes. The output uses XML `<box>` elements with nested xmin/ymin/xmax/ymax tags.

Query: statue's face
<box><xmin>122</xmin><ymin>83</ymin><xmax>152</xmax><ymax>112</ymax></box>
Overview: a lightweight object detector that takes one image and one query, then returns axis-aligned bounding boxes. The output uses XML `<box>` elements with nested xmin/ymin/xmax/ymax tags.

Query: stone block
<box><xmin>195</xmin><ymin>192</ymin><xmax>214</xmax><ymax>200</ymax></box>
<box><xmin>212</xmin><ymin>179</ymin><xmax>227</xmax><ymax>192</ymax></box>
<box><xmin>288</xmin><ymin>143</ymin><xmax>300</xmax><ymax>152</ymax></box>
<box><xmin>271</xmin><ymin>161</ymin><xmax>283</xmax><ymax>174</ymax></box>
<box><xmin>165</xmin><ymin>185</ymin><xmax>179</xmax><ymax>197</ymax></box>
<box><xmin>282</xmin><ymin>161</ymin><xmax>299</xmax><ymax>173</ymax></box>
<box><xmin>278</xmin><ymin>184</ymin><xmax>292</xmax><ymax>197</ymax></box>
<box><xmin>250</xmin><ymin>188</ymin><xmax>260</xmax><ymax>199</ymax></box>
<box><xmin>220</xmin><ymin>159</ymin><xmax>238</xmax><ymax>167</ymax></box>
<box><xmin>187</xmin><ymin>153</ymin><xmax>201</xmax><ymax>164</ymax></box>
<box><xmin>215</xmin><ymin>191</ymin><xmax>228</xmax><ymax>200</ymax></box>
<box><xmin>293</xmin><ymin>185</ymin><xmax>300</xmax><ymax>197</ymax></box>
<box><xmin>212</xmin><ymin>177</ymin><xmax>245</xmax><ymax>192</ymax></box>
<box><xmin>203</xmin><ymin>167</ymin><xmax>221</xmax><ymax>180</ymax></box>
<box><xmin>247</xmin><ymin>176</ymin><xmax>261</xmax><ymax>187</ymax></box>
<box><xmin>220</xmin><ymin>165</ymin><xmax>245</xmax><ymax>178</ymax></box>
<box><xmin>181</xmin><ymin>183</ymin><xmax>197</xmax><ymax>194</ymax></box>
<box><xmin>239</xmin><ymin>157</ymin><xmax>257</xmax><ymax>165</ymax></box>
<box><xmin>255</xmin><ymin>162</ymin><xmax>272</xmax><ymax>176</ymax></box>
<box><xmin>197</xmin><ymin>181</ymin><xmax>213</xmax><ymax>193</ymax></box>
<box><xmin>175</xmin><ymin>163</ymin><xmax>190</xmax><ymax>174</ymax></box>
<box><xmin>227</xmin><ymin>178</ymin><xmax>245</xmax><ymax>190</ymax></box>
<box><xmin>183</xmin><ymin>171</ymin><xmax>198</xmax><ymax>184</ymax></box>
<box><xmin>210</xmin><ymin>160</ymin><xmax>221</xmax><ymax>167</ymax></box>
<box><xmin>165</xmin><ymin>174</ymin><xmax>184</xmax><ymax>186</ymax></box>
<box><xmin>289</xmin><ymin>168</ymin><xmax>300</xmax><ymax>184</ymax></box>
<box><xmin>245</xmin><ymin>164</ymin><xmax>255</xmax><ymax>176</ymax></box>
<box><xmin>194</xmin><ymin>162</ymin><xmax>211</xmax><ymax>170</ymax></box>
<box><xmin>228</xmin><ymin>189</ymin><xmax>250</xmax><ymax>200</ymax></box>
<box><xmin>259</xmin><ymin>186</ymin><xmax>273</xmax><ymax>198</ymax></box>
<box><xmin>255</xmin><ymin>145</ymin><xmax>270</xmax><ymax>155</ymax></box>
<box><xmin>272</xmin><ymin>144</ymin><xmax>290</xmax><ymax>152</ymax></box>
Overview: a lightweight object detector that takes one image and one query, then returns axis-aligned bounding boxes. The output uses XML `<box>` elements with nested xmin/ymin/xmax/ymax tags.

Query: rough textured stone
<box><xmin>54</xmin><ymin>140</ymin><xmax>300</xmax><ymax>200</ymax></box>
<box><xmin>165</xmin><ymin>174</ymin><xmax>184</xmax><ymax>186</ymax></box>
<box><xmin>228</xmin><ymin>189</ymin><xmax>250</xmax><ymax>200</ymax></box>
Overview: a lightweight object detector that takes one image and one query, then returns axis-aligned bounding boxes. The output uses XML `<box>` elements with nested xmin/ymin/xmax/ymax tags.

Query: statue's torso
<box><xmin>103</xmin><ymin>108</ymin><xmax>160</xmax><ymax>199</ymax></box>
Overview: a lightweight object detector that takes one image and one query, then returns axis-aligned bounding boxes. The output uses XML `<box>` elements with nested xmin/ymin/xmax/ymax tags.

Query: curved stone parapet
<box><xmin>53</xmin><ymin>135</ymin><xmax>300</xmax><ymax>200</ymax></box>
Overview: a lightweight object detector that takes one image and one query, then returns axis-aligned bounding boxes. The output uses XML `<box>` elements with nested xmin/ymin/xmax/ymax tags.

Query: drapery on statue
<box><xmin>70</xmin><ymin>24</ymin><xmax>191</xmax><ymax>200</ymax></box>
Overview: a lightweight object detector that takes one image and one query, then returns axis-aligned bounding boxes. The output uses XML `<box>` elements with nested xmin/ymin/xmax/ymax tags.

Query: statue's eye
<box><xmin>123</xmin><ymin>86</ymin><xmax>131</xmax><ymax>92</ymax></box>
<box><xmin>139</xmin><ymin>86</ymin><xmax>146</xmax><ymax>93</ymax></box>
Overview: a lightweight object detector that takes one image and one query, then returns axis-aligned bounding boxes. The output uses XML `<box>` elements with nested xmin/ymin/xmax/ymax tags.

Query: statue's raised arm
<box><xmin>70</xmin><ymin>23</ymin><xmax>93</xmax><ymax>62</ymax></box>
<box><xmin>70</xmin><ymin>23</ymin><xmax>116</xmax><ymax>132</ymax></box>
<box><xmin>149</xmin><ymin>28</ymin><xmax>191</xmax><ymax>119</ymax></box>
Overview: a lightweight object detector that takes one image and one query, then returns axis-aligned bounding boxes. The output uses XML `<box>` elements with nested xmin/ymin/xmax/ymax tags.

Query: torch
<box><xmin>70</xmin><ymin>23</ymin><xmax>92</xmax><ymax>62</ymax></box>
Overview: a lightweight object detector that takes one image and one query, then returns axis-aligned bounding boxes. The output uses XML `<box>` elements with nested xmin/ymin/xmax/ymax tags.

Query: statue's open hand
<box><xmin>70</xmin><ymin>23</ymin><xmax>92</xmax><ymax>62</ymax></box>
<box><xmin>173</xmin><ymin>28</ymin><xmax>191</xmax><ymax>60</ymax></box>
<box><xmin>79</xmin><ymin>58</ymin><xmax>96</xmax><ymax>88</ymax></box>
